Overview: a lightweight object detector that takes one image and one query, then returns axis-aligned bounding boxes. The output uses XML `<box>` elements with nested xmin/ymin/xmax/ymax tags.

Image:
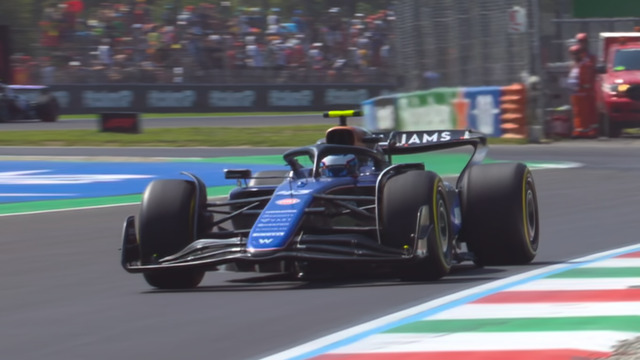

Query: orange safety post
<box><xmin>499</xmin><ymin>83</ymin><xmax>528</xmax><ymax>139</ymax></box>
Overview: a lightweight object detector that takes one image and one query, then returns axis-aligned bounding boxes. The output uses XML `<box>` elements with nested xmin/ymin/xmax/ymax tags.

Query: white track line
<box><xmin>326</xmin><ymin>331</ymin><xmax>640</xmax><ymax>354</ymax></box>
<box><xmin>426</xmin><ymin>302</ymin><xmax>640</xmax><ymax>320</ymax></box>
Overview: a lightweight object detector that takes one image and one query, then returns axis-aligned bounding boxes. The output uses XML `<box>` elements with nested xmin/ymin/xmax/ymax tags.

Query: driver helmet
<box><xmin>320</xmin><ymin>154</ymin><xmax>359</xmax><ymax>177</ymax></box>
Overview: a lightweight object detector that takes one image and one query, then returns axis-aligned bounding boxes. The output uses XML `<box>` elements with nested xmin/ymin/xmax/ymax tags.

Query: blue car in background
<box><xmin>0</xmin><ymin>83</ymin><xmax>59</xmax><ymax>123</ymax></box>
<box><xmin>120</xmin><ymin>110</ymin><xmax>540</xmax><ymax>289</ymax></box>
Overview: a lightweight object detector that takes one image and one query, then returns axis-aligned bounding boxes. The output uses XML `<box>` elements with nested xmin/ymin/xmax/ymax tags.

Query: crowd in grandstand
<box><xmin>11</xmin><ymin>1</ymin><xmax>395</xmax><ymax>85</ymax></box>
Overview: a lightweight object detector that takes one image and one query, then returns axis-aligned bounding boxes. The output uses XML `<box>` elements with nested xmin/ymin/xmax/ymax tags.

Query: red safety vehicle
<box><xmin>596</xmin><ymin>32</ymin><xmax>640</xmax><ymax>137</ymax></box>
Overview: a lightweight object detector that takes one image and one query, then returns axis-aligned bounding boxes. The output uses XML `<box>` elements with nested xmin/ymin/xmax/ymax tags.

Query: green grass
<box><xmin>0</xmin><ymin>125</ymin><xmax>529</xmax><ymax>147</ymax></box>
<box><xmin>59</xmin><ymin>112</ymin><xmax>318</xmax><ymax>120</ymax></box>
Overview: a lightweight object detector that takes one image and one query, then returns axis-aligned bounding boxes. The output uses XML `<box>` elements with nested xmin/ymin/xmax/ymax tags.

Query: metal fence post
<box><xmin>529</xmin><ymin>0</ymin><xmax>546</xmax><ymax>142</ymax></box>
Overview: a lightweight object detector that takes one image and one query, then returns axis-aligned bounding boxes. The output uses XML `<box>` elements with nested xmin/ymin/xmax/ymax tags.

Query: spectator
<box><xmin>25</xmin><ymin>1</ymin><xmax>395</xmax><ymax>84</ymax></box>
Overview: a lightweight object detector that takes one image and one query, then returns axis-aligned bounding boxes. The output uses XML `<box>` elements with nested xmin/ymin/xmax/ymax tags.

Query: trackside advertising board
<box><xmin>45</xmin><ymin>84</ymin><xmax>395</xmax><ymax>114</ymax></box>
<box><xmin>464</xmin><ymin>87</ymin><xmax>502</xmax><ymax>137</ymax></box>
<box><xmin>362</xmin><ymin>86</ymin><xmax>504</xmax><ymax>137</ymax></box>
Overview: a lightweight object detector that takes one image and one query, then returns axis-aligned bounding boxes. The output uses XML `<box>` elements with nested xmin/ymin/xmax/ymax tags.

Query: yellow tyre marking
<box><xmin>522</xmin><ymin>169</ymin><xmax>533</xmax><ymax>252</ymax></box>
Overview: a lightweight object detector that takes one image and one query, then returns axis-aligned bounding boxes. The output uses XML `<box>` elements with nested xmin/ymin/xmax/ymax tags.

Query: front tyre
<box><xmin>459</xmin><ymin>163</ymin><xmax>539</xmax><ymax>266</ymax></box>
<box><xmin>380</xmin><ymin>170</ymin><xmax>453</xmax><ymax>281</ymax></box>
<box><xmin>138</xmin><ymin>179</ymin><xmax>205</xmax><ymax>289</ymax></box>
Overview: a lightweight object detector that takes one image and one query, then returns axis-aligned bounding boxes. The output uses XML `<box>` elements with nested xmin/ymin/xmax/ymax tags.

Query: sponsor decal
<box><xmin>208</xmin><ymin>90</ymin><xmax>256</xmax><ymax>107</ymax></box>
<box><xmin>146</xmin><ymin>90</ymin><xmax>196</xmax><ymax>108</ymax></box>
<box><xmin>397</xmin><ymin>96</ymin><xmax>452</xmax><ymax>130</ymax></box>
<box><xmin>100</xmin><ymin>113</ymin><xmax>140</xmax><ymax>133</ymax></box>
<box><xmin>275</xmin><ymin>198</ymin><xmax>301</xmax><ymax>205</ymax></box>
<box><xmin>104</xmin><ymin>117</ymin><xmax>135</xmax><ymax>129</ymax></box>
<box><xmin>258</xmin><ymin>238</ymin><xmax>274</xmax><ymax>244</ymax></box>
<box><xmin>268</xmin><ymin>90</ymin><xmax>313</xmax><ymax>107</ymax></box>
<box><xmin>472</xmin><ymin>94</ymin><xmax>499</xmax><ymax>135</ymax></box>
<box><xmin>82</xmin><ymin>90</ymin><xmax>134</xmax><ymax>108</ymax></box>
<box><xmin>0</xmin><ymin>170</ymin><xmax>152</xmax><ymax>184</ymax></box>
<box><xmin>375</xmin><ymin>104</ymin><xmax>396</xmax><ymax>130</ymax></box>
<box><xmin>397</xmin><ymin>131</ymin><xmax>452</xmax><ymax>145</ymax></box>
<box><xmin>251</xmin><ymin>232</ymin><xmax>285</xmax><ymax>237</ymax></box>
<box><xmin>264</xmin><ymin>209</ymin><xmax>297</xmax><ymax>214</ymax></box>
<box><xmin>324</xmin><ymin>88</ymin><xmax>369</xmax><ymax>105</ymax></box>
<box><xmin>0</xmin><ymin>193</ymin><xmax>76</xmax><ymax>197</ymax></box>
<box><xmin>275</xmin><ymin>190</ymin><xmax>312</xmax><ymax>195</ymax></box>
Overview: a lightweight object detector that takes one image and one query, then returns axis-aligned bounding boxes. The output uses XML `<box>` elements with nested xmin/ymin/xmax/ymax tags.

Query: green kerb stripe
<box><xmin>548</xmin><ymin>267</ymin><xmax>640</xmax><ymax>278</ymax></box>
<box><xmin>0</xmin><ymin>186</ymin><xmax>235</xmax><ymax>215</ymax></box>
<box><xmin>384</xmin><ymin>316</ymin><xmax>640</xmax><ymax>333</ymax></box>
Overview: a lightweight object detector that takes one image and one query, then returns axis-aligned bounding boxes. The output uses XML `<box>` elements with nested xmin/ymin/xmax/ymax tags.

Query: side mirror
<box><xmin>224</xmin><ymin>169</ymin><xmax>252</xmax><ymax>179</ymax></box>
<box><xmin>225</xmin><ymin>169</ymin><xmax>252</xmax><ymax>187</ymax></box>
<box><xmin>596</xmin><ymin>64</ymin><xmax>607</xmax><ymax>74</ymax></box>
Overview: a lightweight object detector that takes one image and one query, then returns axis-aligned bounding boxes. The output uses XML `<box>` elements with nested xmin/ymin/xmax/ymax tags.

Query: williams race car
<box><xmin>120</xmin><ymin>110</ymin><xmax>539</xmax><ymax>289</ymax></box>
<box><xmin>0</xmin><ymin>84</ymin><xmax>59</xmax><ymax>123</ymax></box>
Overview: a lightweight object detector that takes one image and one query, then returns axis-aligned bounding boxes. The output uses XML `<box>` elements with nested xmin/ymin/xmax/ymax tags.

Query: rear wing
<box><xmin>381</xmin><ymin>129</ymin><xmax>488</xmax><ymax>180</ymax></box>
<box><xmin>382</xmin><ymin>129</ymin><xmax>486</xmax><ymax>154</ymax></box>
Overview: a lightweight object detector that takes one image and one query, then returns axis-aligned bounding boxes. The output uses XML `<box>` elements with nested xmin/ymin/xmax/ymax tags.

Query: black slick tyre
<box><xmin>459</xmin><ymin>163</ymin><xmax>539</xmax><ymax>266</ymax></box>
<box><xmin>380</xmin><ymin>170</ymin><xmax>453</xmax><ymax>281</ymax></box>
<box><xmin>0</xmin><ymin>98</ymin><xmax>9</xmax><ymax>123</ymax></box>
<box><xmin>35</xmin><ymin>96</ymin><xmax>59</xmax><ymax>122</ymax></box>
<box><xmin>137</xmin><ymin>179</ymin><xmax>205</xmax><ymax>289</ymax></box>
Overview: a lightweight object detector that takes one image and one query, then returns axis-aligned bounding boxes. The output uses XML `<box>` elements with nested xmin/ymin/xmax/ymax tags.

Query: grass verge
<box><xmin>0</xmin><ymin>125</ymin><xmax>530</xmax><ymax>147</ymax></box>
<box><xmin>0</xmin><ymin>125</ymin><xmax>529</xmax><ymax>147</ymax></box>
<box><xmin>59</xmin><ymin>112</ymin><xmax>318</xmax><ymax>120</ymax></box>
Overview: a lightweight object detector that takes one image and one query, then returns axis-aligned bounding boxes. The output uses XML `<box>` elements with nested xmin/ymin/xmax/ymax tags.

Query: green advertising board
<box><xmin>395</xmin><ymin>88</ymin><xmax>460</xmax><ymax>131</ymax></box>
<box><xmin>572</xmin><ymin>0</ymin><xmax>640</xmax><ymax>18</ymax></box>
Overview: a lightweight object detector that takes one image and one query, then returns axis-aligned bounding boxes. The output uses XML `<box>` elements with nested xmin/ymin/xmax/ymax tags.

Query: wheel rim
<box><xmin>436</xmin><ymin>193</ymin><xmax>450</xmax><ymax>256</ymax></box>
<box><xmin>525</xmin><ymin>180</ymin><xmax>537</xmax><ymax>242</ymax></box>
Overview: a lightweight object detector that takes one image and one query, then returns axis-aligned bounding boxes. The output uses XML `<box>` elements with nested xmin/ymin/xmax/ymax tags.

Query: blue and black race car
<box><xmin>120</xmin><ymin>110</ymin><xmax>539</xmax><ymax>289</ymax></box>
<box><xmin>0</xmin><ymin>83</ymin><xmax>59</xmax><ymax>123</ymax></box>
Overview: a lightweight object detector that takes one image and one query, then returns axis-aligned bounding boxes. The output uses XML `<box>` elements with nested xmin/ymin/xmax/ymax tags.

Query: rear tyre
<box><xmin>380</xmin><ymin>170</ymin><xmax>453</xmax><ymax>281</ymax></box>
<box><xmin>138</xmin><ymin>179</ymin><xmax>205</xmax><ymax>289</ymax></box>
<box><xmin>0</xmin><ymin>99</ymin><xmax>10</xmax><ymax>123</ymax></box>
<box><xmin>35</xmin><ymin>96</ymin><xmax>59</xmax><ymax>122</ymax></box>
<box><xmin>459</xmin><ymin>163</ymin><xmax>539</xmax><ymax>266</ymax></box>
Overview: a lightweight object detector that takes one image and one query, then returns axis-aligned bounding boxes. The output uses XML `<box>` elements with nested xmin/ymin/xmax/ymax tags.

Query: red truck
<box><xmin>596</xmin><ymin>32</ymin><xmax>640</xmax><ymax>137</ymax></box>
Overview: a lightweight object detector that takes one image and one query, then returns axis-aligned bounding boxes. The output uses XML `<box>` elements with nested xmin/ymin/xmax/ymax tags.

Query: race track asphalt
<box><xmin>1</xmin><ymin>118</ymin><xmax>640</xmax><ymax>360</ymax></box>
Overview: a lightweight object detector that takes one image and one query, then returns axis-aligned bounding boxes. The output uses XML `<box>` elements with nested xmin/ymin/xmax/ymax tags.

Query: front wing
<box><xmin>120</xmin><ymin>215</ymin><xmax>424</xmax><ymax>274</ymax></box>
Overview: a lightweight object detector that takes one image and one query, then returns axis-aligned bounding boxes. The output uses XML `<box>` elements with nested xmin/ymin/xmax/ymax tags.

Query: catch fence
<box><xmin>393</xmin><ymin>0</ymin><xmax>534</xmax><ymax>91</ymax></box>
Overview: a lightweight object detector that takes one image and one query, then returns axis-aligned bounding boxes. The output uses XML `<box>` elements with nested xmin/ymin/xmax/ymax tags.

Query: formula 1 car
<box><xmin>120</xmin><ymin>110</ymin><xmax>539</xmax><ymax>289</ymax></box>
<box><xmin>0</xmin><ymin>84</ymin><xmax>59</xmax><ymax>123</ymax></box>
